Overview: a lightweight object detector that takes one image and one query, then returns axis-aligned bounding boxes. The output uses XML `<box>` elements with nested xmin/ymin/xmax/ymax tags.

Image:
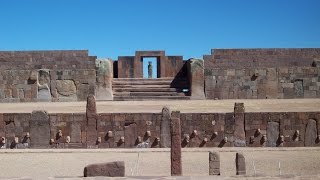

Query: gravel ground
<box><xmin>0</xmin><ymin>148</ymin><xmax>320</xmax><ymax>179</ymax></box>
<box><xmin>0</xmin><ymin>99</ymin><xmax>319</xmax><ymax>113</ymax></box>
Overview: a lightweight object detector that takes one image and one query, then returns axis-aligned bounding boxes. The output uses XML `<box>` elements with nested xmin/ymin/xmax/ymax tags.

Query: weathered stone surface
<box><xmin>38</xmin><ymin>87</ymin><xmax>51</xmax><ymax>102</ymax></box>
<box><xmin>84</xmin><ymin>161</ymin><xmax>125</xmax><ymax>177</ymax></box>
<box><xmin>305</xmin><ymin>119</ymin><xmax>317</xmax><ymax>146</ymax></box>
<box><xmin>188</xmin><ymin>58</ymin><xmax>205</xmax><ymax>100</ymax></box>
<box><xmin>124</xmin><ymin>123</ymin><xmax>138</xmax><ymax>148</ymax></box>
<box><xmin>29</xmin><ymin>70</ymin><xmax>38</xmax><ymax>81</ymax></box>
<box><xmin>209</xmin><ymin>151</ymin><xmax>220</xmax><ymax>175</ymax></box>
<box><xmin>30</xmin><ymin>110</ymin><xmax>50</xmax><ymax>147</ymax></box>
<box><xmin>236</xmin><ymin>152</ymin><xmax>246</xmax><ymax>175</ymax></box>
<box><xmin>95</xmin><ymin>59</ymin><xmax>113</xmax><ymax>101</ymax></box>
<box><xmin>170</xmin><ymin>111</ymin><xmax>182</xmax><ymax>176</ymax></box>
<box><xmin>267</xmin><ymin>122</ymin><xmax>279</xmax><ymax>147</ymax></box>
<box><xmin>234</xmin><ymin>103</ymin><xmax>246</xmax><ymax>147</ymax></box>
<box><xmin>56</xmin><ymin>80</ymin><xmax>77</xmax><ymax>96</ymax></box>
<box><xmin>86</xmin><ymin>95</ymin><xmax>97</xmax><ymax>146</ymax></box>
<box><xmin>77</xmin><ymin>84</ymin><xmax>90</xmax><ymax>101</ymax></box>
<box><xmin>160</xmin><ymin>106</ymin><xmax>171</xmax><ymax>148</ymax></box>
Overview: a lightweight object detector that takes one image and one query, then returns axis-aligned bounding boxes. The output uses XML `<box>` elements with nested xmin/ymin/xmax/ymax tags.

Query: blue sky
<box><xmin>0</xmin><ymin>0</ymin><xmax>319</xmax><ymax>59</ymax></box>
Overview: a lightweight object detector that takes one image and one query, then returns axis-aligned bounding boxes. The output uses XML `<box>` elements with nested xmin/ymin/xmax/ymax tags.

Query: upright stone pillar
<box><xmin>95</xmin><ymin>59</ymin><xmax>113</xmax><ymax>101</ymax></box>
<box><xmin>209</xmin><ymin>151</ymin><xmax>220</xmax><ymax>175</ymax></box>
<box><xmin>148</xmin><ymin>61</ymin><xmax>153</xmax><ymax>78</ymax></box>
<box><xmin>234</xmin><ymin>103</ymin><xmax>246</xmax><ymax>147</ymax></box>
<box><xmin>86</xmin><ymin>95</ymin><xmax>97</xmax><ymax>147</ymax></box>
<box><xmin>170</xmin><ymin>111</ymin><xmax>182</xmax><ymax>176</ymax></box>
<box><xmin>187</xmin><ymin>58</ymin><xmax>205</xmax><ymax>100</ymax></box>
<box><xmin>236</xmin><ymin>152</ymin><xmax>246</xmax><ymax>175</ymax></box>
<box><xmin>160</xmin><ymin>106</ymin><xmax>171</xmax><ymax>148</ymax></box>
<box><xmin>30</xmin><ymin>110</ymin><xmax>50</xmax><ymax>148</ymax></box>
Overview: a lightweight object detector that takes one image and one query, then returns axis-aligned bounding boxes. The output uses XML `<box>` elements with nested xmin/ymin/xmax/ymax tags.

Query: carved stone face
<box><xmin>38</xmin><ymin>70</ymin><xmax>50</xmax><ymax>86</ymax></box>
<box><xmin>26</xmin><ymin>132</ymin><xmax>30</xmax><ymax>138</ymax></box>
<box><xmin>184</xmin><ymin>135</ymin><xmax>190</xmax><ymax>143</ymax></box>
<box><xmin>97</xmin><ymin>137</ymin><xmax>102</xmax><ymax>143</ymax></box>
<box><xmin>107</xmin><ymin>131</ymin><xmax>113</xmax><ymax>138</ymax></box>
<box><xmin>137</xmin><ymin>136</ymin><xmax>142</xmax><ymax>143</ymax></box>
<box><xmin>14</xmin><ymin>137</ymin><xmax>19</xmax><ymax>144</ymax></box>
<box><xmin>203</xmin><ymin>138</ymin><xmax>208</xmax><ymax>143</ymax></box>
<box><xmin>1</xmin><ymin>137</ymin><xmax>5</xmax><ymax>144</ymax></box>
<box><xmin>66</xmin><ymin>136</ymin><xmax>71</xmax><ymax>143</ymax></box>
<box><xmin>120</xmin><ymin>136</ymin><xmax>125</xmax><ymax>143</ymax></box>
<box><xmin>146</xmin><ymin>131</ymin><xmax>151</xmax><ymax>137</ymax></box>
<box><xmin>58</xmin><ymin>130</ymin><xmax>63</xmax><ymax>138</ymax></box>
<box><xmin>262</xmin><ymin>135</ymin><xmax>267</xmax><ymax>142</ymax></box>
<box><xmin>156</xmin><ymin>137</ymin><xmax>160</xmax><ymax>143</ymax></box>
<box><xmin>279</xmin><ymin>135</ymin><xmax>284</xmax><ymax>143</ymax></box>
<box><xmin>223</xmin><ymin>137</ymin><xmax>228</xmax><ymax>143</ymax></box>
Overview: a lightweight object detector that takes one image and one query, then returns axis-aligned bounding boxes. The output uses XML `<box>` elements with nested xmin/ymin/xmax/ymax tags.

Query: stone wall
<box><xmin>1</xmin><ymin>106</ymin><xmax>319</xmax><ymax>149</ymax></box>
<box><xmin>204</xmin><ymin>48</ymin><xmax>320</xmax><ymax>99</ymax></box>
<box><xmin>0</xmin><ymin>50</ymin><xmax>113</xmax><ymax>102</ymax></box>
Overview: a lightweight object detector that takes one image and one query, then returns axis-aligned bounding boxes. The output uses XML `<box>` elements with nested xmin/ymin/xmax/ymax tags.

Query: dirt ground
<box><xmin>0</xmin><ymin>148</ymin><xmax>320</xmax><ymax>179</ymax></box>
<box><xmin>0</xmin><ymin>99</ymin><xmax>319</xmax><ymax>113</ymax></box>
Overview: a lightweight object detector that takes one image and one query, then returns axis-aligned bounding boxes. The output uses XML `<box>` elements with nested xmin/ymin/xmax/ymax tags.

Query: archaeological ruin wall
<box><xmin>0</xmin><ymin>50</ymin><xmax>114</xmax><ymax>102</ymax></box>
<box><xmin>204</xmin><ymin>48</ymin><xmax>320</xmax><ymax>99</ymax></box>
<box><xmin>0</xmin><ymin>48</ymin><xmax>320</xmax><ymax>102</ymax></box>
<box><xmin>1</xmin><ymin>96</ymin><xmax>319</xmax><ymax>149</ymax></box>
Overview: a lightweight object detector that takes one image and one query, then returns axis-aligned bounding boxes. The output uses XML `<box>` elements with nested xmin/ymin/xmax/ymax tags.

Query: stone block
<box><xmin>236</xmin><ymin>152</ymin><xmax>246</xmax><ymax>175</ymax></box>
<box><xmin>305</xmin><ymin>119</ymin><xmax>317</xmax><ymax>146</ymax></box>
<box><xmin>267</xmin><ymin>121</ymin><xmax>280</xmax><ymax>147</ymax></box>
<box><xmin>30</xmin><ymin>111</ymin><xmax>50</xmax><ymax>147</ymax></box>
<box><xmin>188</xmin><ymin>58</ymin><xmax>205</xmax><ymax>100</ymax></box>
<box><xmin>209</xmin><ymin>151</ymin><xmax>220</xmax><ymax>175</ymax></box>
<box><xmin>160</xmin><ymin>106</ymin><xmax>171</xmax><ymax>148</ymax></box>
<box><xmin>171</xmin><ymin>111</ymin><xmax>182</xmax><ymax>176</ymax></box>
<box><xmin>84</xmin><ymin>161</ymin><xmax>125</xmax><ymax>177</ymax></box>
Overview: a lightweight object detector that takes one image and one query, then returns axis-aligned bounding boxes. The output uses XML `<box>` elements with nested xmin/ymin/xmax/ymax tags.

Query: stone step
<box><xmin>113</xmin><ymin>78</ymin><xmax>176</xmax><ymax>82</ymax></box>
<box><xmin>113</xmin><ymin>88</ymin><xmax>180</xmax><ymax>92</ymax></box>
<box><xmin>112</xmin><ymin>85</ymin><xmax>172</xmax><ymax>88</ymax></box>
<box><xmin>113</xmin><ymin>92</ymin><xmax>186</xmax><ymax>97</ymax></box>
<box><xmin>113</xmin><ymin>96</ymin><xmax>191</xmax><ymax>101</ymax></box>
<box><xmin>113</xmin><ymin>81</ymin><xmax>174</xmax><ymax>85</ymax></box>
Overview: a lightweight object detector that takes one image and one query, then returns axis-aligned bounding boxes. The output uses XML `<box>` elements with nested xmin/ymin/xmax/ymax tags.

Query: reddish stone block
<box><xmin>84</xmin><ymin>161</ymin><xmax>125</xmax><ymax>177</ymax></box>
<box><xmin>171</xmin><ymin>111</ymin><xmax>182</xmax><ymax>176</ymax></box>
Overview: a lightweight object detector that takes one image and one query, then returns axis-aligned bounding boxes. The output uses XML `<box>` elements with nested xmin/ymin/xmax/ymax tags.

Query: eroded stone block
<box><xmin>84</xmin><ymin>161</ymin><xmax>125</xmax><ymax>177</ymax></box>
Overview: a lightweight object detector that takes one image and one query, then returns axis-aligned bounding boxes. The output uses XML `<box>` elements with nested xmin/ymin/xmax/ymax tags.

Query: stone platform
<box><xmin>0</xmin><ymin>148</ymin><xmax>320</xmax><ymax>179</ymax></box>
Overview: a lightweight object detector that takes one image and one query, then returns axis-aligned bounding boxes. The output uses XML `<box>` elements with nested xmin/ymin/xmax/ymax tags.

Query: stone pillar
<box><xmin>86</xmin><ymin>95</ymin><xmax>98</xmax><ymax>147</ymax></box>
<box><xmin>234</xmin><ymin>103</ymin><xmax>246</xmax><ymax>147</ymax></box>
<box><xmin>30</xmin><ymin>110</ymin><xmax>50</xmax><ymax>148</ymax></box>
<box><xmin>160</xmin><ymin>106</ymin><xmax>171</xmax><ymax>148</ymax></box>
<box><xmin>95</xmin><ymin>59</ymin><xmax>113</xmax><ymax>101</ymax></box>
<box><xmin>209</xmin><ymin>151</ymin><xmax>220</xmax><ymax>175</ymax></box>
<box><xmin>170</xmin><ymin>111</ymin><xmax>182</xmax><ymax>176</ymax></box>
<box><xmin>187</xmin><ymin>58</ymin><xmax>205</xmax><ymax>100</ymax></box>
<box><xmin>148</xmin><ymin>61</ymin><xmax>153</xmax><ymax>78</ymax></box>
<box><xmin>236</xmin><ymin>152</ymin><xmax>246</xmax><ymax>175</ymax></box>
<box><xmin>305</xmin><ymin>119</ymin><xmax>317</xmax><ymax>146</ymax></box>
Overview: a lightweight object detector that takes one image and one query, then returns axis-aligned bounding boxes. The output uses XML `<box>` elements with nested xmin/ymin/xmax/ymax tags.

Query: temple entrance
<box><xmin>142</xmin><ymin>57</ymin><xmax>158</xmax><ymax>78</ymax></box>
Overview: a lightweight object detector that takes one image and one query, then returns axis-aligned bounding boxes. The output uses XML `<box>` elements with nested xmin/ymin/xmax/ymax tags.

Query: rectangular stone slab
<box><xmin>305</xmin><ymin>119</ymin><xmax>317</xmax><ymax>147</ymax></box>
<box><xmin>267</xmin><ymin>121</ymin><xmax>279</xmax><ymax>147</ymax></box>
<box><xmin>30</xmin><ymin>111</ymin><xmax>50</xmax><ymax>147</ymax></box>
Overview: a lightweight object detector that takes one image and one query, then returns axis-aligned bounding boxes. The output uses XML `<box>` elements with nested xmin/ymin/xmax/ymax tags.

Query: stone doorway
<box><xmin>142</xmin><ymin>57</ymin><xmax>158</xmax><ymax>78</ymax></box>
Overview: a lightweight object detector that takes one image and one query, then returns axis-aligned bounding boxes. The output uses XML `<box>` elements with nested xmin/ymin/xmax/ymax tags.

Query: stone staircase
<box><xmin>112</xmin><ymin>78</ymin><xmax>190</xmax><ymax>101</ymax></box>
